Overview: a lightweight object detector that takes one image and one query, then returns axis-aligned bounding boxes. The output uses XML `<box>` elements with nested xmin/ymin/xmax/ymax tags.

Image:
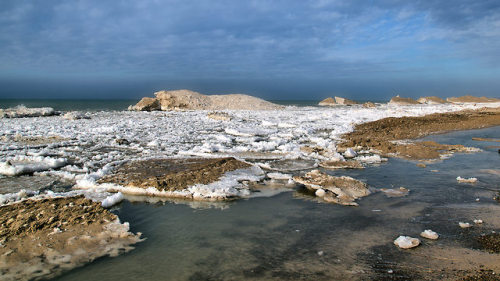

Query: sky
<box><xmin>1</xmin><ymin>0</ymin><xmax>500</xmax><ymax>100</ymax></box>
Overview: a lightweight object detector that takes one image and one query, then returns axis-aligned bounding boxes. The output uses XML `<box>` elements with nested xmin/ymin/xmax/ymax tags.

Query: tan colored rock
<box><xmin>363</xmin><ymin>102</ymin><xmax>376</xmax><ymax>108</ymax></box>
<box><xmin>389</xmin><ymin>96</ymin><xmax>420</xmax><ymax>105</ymax></box>
<box><xmin>318</xmin><ymin>97</ymin><xmax>337</xmax><ymax>106</ymax></box>
<box><xmin>335</xmin><ymin>96</ymin><xmax>358</xmax><ymax>105</ymax></box>
<box><xmin>417</xmin><ymin>96</ymin><xmax>448</xmax><ymax>104</ymax></box>
<box><xmin>292</xmin><ymin>169</ymin><xmax>370</xmax><ymax>206</ymax></box>
<box><xmin>129</xmin><ymin>97</ymin><xmax>160</xmax><ymax>111</ymax></box>
<box><xmin>447</xmin><ymin>95</ymin><xmax>500</xmax><ymax>103</ymax></box>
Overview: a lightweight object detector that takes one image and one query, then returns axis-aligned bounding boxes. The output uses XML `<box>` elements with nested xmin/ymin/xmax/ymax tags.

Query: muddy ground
<box><xmin>340</xmin><ymin>107</ymin><xmax>500</xmax><ymax>159</ymax></box>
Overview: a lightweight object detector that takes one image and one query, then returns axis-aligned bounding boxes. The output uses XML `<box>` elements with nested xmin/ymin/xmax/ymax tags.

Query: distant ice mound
<box><xmin>0</xmin><ymin>105</ymin><xmax>56</xmax><ymax>118</ymax></box>
<box><xmin>446</xmin><ymin>95</ymin><xmax>500</xmax><ymax>103</ymax></box>
<box><xmin>417</xmin><ymin>96</ymin><xmax>448</xmax><ymax>104</ymax></box>
<box><xmin>129</xmin><ymin>89</ymin><xmax>283</xmax><ymax>111</ymax></box>
<box><xmin>388</xmin><ymin>96</ymin><xmax>420</xmax><ymax>105</ymax></box>
<box><xmin>318</xmin><ymin>96</ymin><xmax>358</xmax><ymax>106</ymax></box>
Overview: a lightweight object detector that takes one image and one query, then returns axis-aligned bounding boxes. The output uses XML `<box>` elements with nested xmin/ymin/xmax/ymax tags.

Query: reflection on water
<box><xmin>40</xmin><ymin>126</ymin><xmax>500</xmax><ymax>280</ymax></box>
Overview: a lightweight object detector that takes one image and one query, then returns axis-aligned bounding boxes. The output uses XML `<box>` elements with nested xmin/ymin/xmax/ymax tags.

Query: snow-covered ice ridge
<box><xmin>0</xmin><ymin>103</ymin><xmax>498</xmax><ymax>204</ymax></box>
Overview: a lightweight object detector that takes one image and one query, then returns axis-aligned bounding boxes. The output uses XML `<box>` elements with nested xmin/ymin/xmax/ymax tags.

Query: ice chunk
<box><xmin>420</xmin><ymin>230</ymin><xmax>439</xmax><ymax>240</ymax></box>
<box><xmin>101</xmin><ymin>192</ymin><xmax>124</xmax><ymax>208</ymax></box>
<box><xmin>394</xmin><ymin>236</ymin><xmax>420</xmax><ymax>249</ymax></box>
<box><xmin>343</xmin><ymin>148</ymin><xmax>357</xmax><ymax>159</ymax></box>
<box><xmin>456</xmin><ymin>176</ymin><xmax>478</xmax><ymax>183</ymax></box>
<box><xmin>315</xmin><ymin>189</ymin><xmax>326</xmax><ymax>197</ymax></box>
<box><xmin>459</xmin><ymin>222</ymin><xmax>472</xmax><ymax>228</ymax></box>
<box><xmin>0</xmin><ymin>157</ymin><xmax>67</xmax><ymax>176</ymax></box>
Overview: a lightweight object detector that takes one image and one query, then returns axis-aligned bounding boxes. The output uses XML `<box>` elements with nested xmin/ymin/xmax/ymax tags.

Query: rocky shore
<box><xmin>0</xmin><ymin>195</ymin><xmax>142</xmax><ymax>281</ymax></box>
<box><xmin>339</xmin><ymin>107</ymin><xmax>500</xmax><ymax>159</ymax></box>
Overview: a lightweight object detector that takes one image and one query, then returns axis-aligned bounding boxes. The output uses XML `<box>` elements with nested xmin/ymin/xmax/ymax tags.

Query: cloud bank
<box><xmin>1</xmin><ymin>0</ymin><xmax>499</xmax><ymax>98</ymax></box>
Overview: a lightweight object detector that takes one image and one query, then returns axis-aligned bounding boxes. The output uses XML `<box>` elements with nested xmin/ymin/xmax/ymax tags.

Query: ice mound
<box><xmin>0</xmin><ymin>105</ymin><xmax>56</xmax><ymax>118</ymax></box>
<box><xmin>129</xmin><ymin>89</ymin><xmax>283</xmax><ymax>111</ymax></box>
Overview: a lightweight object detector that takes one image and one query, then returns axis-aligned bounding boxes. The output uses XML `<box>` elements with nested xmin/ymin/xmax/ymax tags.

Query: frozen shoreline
<box><xmin>0</xmin><ymin>102</ymin><xmax>499</xmax><ymax>205</ymax></box>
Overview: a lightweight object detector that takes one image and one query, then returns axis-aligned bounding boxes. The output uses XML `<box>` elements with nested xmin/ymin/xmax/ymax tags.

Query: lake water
<box><xmin>49</xmin><ymin>126</ymin><xmax>500</xmax><ymax>280</ymax></box>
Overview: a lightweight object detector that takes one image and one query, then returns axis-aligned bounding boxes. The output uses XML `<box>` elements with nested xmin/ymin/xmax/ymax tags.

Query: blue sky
<box><xmin>1</xmin><ymin>0</ymin><xmax>499</xmax><ymax>100</ymax></box>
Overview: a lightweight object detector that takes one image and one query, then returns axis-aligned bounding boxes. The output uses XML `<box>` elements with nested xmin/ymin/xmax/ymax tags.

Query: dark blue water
<box><xmin>0</xmin><ymin>99</ymin><xmax>383</xmax><ymax>111</ymax></box>
<box><xmin>0</xmin><ymin>99</ymin><xmax>137</xmax><ymax>111</ymax></box>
